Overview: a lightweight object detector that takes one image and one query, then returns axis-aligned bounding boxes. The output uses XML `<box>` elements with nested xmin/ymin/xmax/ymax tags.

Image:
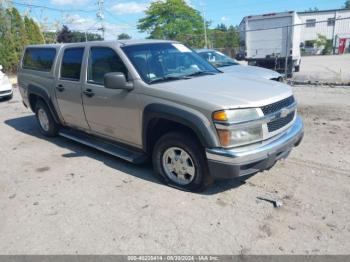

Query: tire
<box><xmin>35</xmin><ymin>100</ymin><xmax>59</xmax><ymax>137</ymax></box>
<box><xmin>152</xmin><ymin>132</ymin><xmax>212</xmax><ymax>192</ymax></box>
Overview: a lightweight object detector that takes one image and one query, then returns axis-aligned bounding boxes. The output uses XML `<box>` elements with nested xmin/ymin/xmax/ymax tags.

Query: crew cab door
<box><xmin>55</xmin><ymin>47</ymin><xmax>89</xmax><ymax>129</ymax></box>
<box><xmin>82</xmin><ymin>46</ymin><xmax>141</xmax><ymax>147</ymax></box>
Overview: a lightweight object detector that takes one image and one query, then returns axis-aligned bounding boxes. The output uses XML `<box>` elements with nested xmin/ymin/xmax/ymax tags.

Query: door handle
<box><xmin>56</xmin><ymin>84</ymin><xmax>65</xmax><ymax>92</ymax></box>
<box><xmin>83</xmin><ymin>89</ymin><xmax>95</xmax><ymax>97</ymax></box>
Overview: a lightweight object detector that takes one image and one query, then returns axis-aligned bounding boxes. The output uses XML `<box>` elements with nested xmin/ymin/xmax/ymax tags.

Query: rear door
<box><xmin>55</xmin><ymin>47</ymin><xmax>89</xmax><ymax>129</ymax></box>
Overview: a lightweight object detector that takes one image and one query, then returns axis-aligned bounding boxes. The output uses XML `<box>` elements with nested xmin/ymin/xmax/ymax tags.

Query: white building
<box><xmin>297</xmin><ymin>8</ymin><xmax>350</xmax><ymax>52</ymax></box>
<box><xmin>239</xmin><ymin>8</ymin><xmax>350</xmax><ymax>55</ymax></box>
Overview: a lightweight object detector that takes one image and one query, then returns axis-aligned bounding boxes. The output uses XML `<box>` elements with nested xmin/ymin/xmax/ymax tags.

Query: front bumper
<box><xmin>0</xmin><ymin>87</ymin><xmax>13</xmax><ymax>98</ymax></box>
<box><xmin>206</xmin><ymin>116</ymin><xmax>304</xmax><ymax>179</ymax></box>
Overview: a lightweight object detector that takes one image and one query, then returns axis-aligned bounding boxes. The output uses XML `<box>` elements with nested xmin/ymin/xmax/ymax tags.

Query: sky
<box><xmin>11</xmin><ymin>0</ymin><xmax>347</xmax><ymax>39</ymax></box>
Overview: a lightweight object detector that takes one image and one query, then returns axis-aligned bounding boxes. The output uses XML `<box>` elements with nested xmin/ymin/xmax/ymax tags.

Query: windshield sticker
<box><xmin>172</xmin><ymin>44</ymin><xmax>191</xmax><ymax>53</ymax></box>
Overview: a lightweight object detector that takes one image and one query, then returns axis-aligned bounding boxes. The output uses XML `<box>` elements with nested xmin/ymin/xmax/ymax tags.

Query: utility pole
<box><xmin>97</xmin><ymin>0</ymin><xmax>105</xmax><ymax>40</ymax></box>
<box><xmin>200</xmin><ymin>1</ymin><xmax>208</xmax><ymax>48</ymax></box>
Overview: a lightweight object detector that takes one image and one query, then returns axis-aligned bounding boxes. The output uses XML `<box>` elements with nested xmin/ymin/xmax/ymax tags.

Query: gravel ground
<box><xmin>0</xmin><ymin>86</ymin><xmax>349</xmax><ymax>255</ymax></box>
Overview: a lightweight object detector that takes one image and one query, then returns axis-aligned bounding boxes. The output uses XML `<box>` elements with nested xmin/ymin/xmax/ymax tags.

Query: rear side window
<box><xmin>23</xmin><ymin>48</ymin><xmax>56</xmax><ymax>71</ymax></box>
<box><xmin>88</xmin><ymin>47</ymin><xmax>128</xmax><ymax>85</ymax></box>
<box><xmin>60</xmin><ymin>47</ymin><xmax>84</xmax><ymax>81</ymax></box>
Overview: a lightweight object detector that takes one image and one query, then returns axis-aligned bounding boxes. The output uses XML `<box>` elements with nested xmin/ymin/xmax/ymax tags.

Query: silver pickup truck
<box><xmin>17</xmin><ymin>40</ymin><xmax>303</xmax><ymax>191</ymax></box>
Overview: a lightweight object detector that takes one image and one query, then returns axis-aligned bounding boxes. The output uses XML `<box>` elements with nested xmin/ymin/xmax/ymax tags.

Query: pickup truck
<box><xmin>17</xmin><ymin>40</ymin><xmax>304</xmax><ymax>191</ymax></box>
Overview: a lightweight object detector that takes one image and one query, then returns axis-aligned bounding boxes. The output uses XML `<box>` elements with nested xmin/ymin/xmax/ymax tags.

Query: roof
<box><xmin>25</xmin><ymin>39</ymin><xmax>176</xmax><ymax>49</ymax></box>
<box><xmin>298</xmin><ymin>8</ymin><xmax>350</xmax><ymax>15</ymax></box>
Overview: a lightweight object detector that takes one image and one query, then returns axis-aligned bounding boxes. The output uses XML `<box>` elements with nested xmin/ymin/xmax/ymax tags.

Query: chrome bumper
<box><xmin>206</xmin><ymin>116</ymin><xmax>304</xmax><ymax>179</ymax></box>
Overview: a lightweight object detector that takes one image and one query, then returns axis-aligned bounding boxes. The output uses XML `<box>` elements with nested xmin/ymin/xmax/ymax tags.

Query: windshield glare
<box><xmin>198</xmin><ymin>51</ymin><xmax>239</xmax><ymax>68</ymax></box>
<box><xmin>122</xmin><ymin>43</ymin><xmax>219</xmax><ymax>84</ymax></box>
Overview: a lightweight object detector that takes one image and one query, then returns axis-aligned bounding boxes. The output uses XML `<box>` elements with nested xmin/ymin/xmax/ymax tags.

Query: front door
<box><xmin>82</xmin><ymin>46</ymin><xmax>141</xmax><ymax>147</ymax></box>
<box><xmin>55</xmin><ymin>47</ymin><xmax>89</xmax><ymax>130</ymax></box>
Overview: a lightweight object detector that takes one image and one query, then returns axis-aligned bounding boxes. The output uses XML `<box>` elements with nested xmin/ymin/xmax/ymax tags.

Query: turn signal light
<box><xmin>213</xmin><ymin>111</ymin><xmax>228</xmax><ymax>121</ymax></box>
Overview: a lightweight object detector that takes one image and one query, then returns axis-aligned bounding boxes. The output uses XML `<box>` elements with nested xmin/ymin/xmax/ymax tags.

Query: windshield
<box><xmin>198</xmin><ymin>51</ymin><xmax>239</xmax><ymax>68</ymax></box>
<box><xmin>121</xmin><ymin>43</ymin><xmax>219</xmax><ymax>84</ymax></box>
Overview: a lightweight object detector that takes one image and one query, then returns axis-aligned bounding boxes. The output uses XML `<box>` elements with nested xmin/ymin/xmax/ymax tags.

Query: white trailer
<box><xmin>239</xmin><ymin>11</ymin><xmax>302</xmax><ymax>76</ymax></box>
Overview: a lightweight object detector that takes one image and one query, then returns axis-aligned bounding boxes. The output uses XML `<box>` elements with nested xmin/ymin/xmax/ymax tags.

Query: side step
<box><xmin>58</xmin><ymin>128</ymin><xmax>147</xmax><ymax>164</ymax></box>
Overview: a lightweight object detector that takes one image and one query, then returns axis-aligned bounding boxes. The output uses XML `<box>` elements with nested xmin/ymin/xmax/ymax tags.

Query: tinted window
<box><xmin>23</xmin><ymin>48</ymin><xmax>56</xmax><ymax>71</ymax></box>
<box><xmin>61</xmin><ymin>48</ymin><xmax>84</xmax><ymax>80</ymax></box>
<box><xmin>88</xmin><ymin>47</ymin><xmax>128</xmax><ymax>85</ymax></box>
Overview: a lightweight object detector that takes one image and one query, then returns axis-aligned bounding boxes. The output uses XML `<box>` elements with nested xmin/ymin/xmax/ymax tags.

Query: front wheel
<box><xmin>152</xmin><ymin>132</ymin><xmax>212</xmax><ymax>192</ymax></box>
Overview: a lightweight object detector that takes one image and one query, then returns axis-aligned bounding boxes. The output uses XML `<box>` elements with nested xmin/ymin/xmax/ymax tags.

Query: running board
<box><xmin>58</xmin><ymin>128</ymin><xmax>147</xmax><ymax>164</ymax></box>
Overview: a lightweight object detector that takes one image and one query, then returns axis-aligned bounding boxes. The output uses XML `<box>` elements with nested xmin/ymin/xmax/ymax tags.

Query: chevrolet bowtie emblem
<box><xmin>280</xmin><ymin>108</ymin><xmax>289</xmax><ymax>118</ymax></box>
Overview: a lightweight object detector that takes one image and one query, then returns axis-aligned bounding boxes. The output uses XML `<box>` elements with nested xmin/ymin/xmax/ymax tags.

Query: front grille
<box><xmin>261</xmin><ymin>96</ymin><xmax>295</xmax><ymax>115</ymax></box>
<box><xmin>267</xmin><ymin>111</ymin><xmax>295</xmax><ymax>132</ymax></box>
<box><xmin>0</xmin><ymin>90</ymin><xmax>11</xmax><ymax>95</ymax></box>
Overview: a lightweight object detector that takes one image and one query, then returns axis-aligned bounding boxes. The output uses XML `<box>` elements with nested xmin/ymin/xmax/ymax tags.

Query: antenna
<box><xmin>97</xmin><ymin>0</ymin><xmax>105</xmax><ymax>40</ymax></box>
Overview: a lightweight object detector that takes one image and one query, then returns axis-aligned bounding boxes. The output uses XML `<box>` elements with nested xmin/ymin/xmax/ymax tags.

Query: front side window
<box><xmin>60</xmin><ymin>47</ymin><xmax>84</xmax><ymax>81</ymax></box>
<box><xmin>122</xmin><ymin>43</ymin><xmax>219</xmax><ymax>84</ymax></box>
<box><xmin>88</xmin><ymin>47</ymin><xmax>128</xmax><ymax>85</ymax></box>
<box><xmin>198</xmin><ymin>51</ymin><xmax>239</xmax><ymax>68</ymax></box>
<box><xmin>23</xmin><ymin>48</ymin><xmax>56</xmax><ymax>71</ymax></box>
<box><xmin>306</xmin><ymin>19</ymin><xmax>316</xmax><ymax>28</ymax></box>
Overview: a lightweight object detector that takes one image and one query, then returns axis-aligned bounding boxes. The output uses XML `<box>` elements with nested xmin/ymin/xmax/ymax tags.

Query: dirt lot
<box><xmin>0</xmin><ymin>85</ymin><xmax>349</xmax><ymax>254</ymax></box>
<box><xmin>293</xmin><ymin>54</ymin><xmax>350</xmax><ymax>83</ymax></box>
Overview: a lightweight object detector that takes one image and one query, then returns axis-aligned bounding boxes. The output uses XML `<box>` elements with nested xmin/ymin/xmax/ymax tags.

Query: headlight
<box><xmin>213</xmin><ymin>109</ymin><xmax>263</xmax><ymax>147</ymax></box>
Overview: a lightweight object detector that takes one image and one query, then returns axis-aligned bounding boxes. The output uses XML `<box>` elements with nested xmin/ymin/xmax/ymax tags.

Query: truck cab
<box><xmin>17</xmin><ymin>40</ymin><xmax>303</xmax><ymax>192</ymax></box>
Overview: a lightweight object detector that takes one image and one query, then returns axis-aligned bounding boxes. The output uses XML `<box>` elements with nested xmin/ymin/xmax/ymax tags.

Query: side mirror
<box><xmin>0</xmin><ymin>65</ymin><xmax>3</xmax><ymax>71</ymax></box>
<box><xmin>104</xmin><ymin>72</ymin><xmax>133</xmax><ymax>90</ymax></box>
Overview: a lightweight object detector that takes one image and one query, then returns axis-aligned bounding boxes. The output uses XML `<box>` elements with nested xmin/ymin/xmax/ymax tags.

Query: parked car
<box><xmin>196</xmin><ymin>49</ymin><xmax>283</xmax><ymax>81</ymax></box>
<box><xmin>18</xmin><ymin>40</ymin><xmax>303</xmax><ymax>191</ymax></box>
<box><xmin>0</xmin><ymin>65</ymin><xmax>13</xmax><ymax>100</ymax></box>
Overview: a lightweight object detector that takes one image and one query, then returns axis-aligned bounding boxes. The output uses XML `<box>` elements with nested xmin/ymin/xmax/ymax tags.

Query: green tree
<box><xmin>8</xmin><ymin>8</ymin><xmax>27</xmax><ymax>62</ymax></box>
<box><xmin>57</xmin><ymin>25</ymin><xmax>73</xmax><ymax>43</ymax></box>
<box><xmin>71</xmin><ymin>31</ymin><xmax>102</xmax><ymax>42</ymax></box>
<box><xmin>345</xmin><ymin>0</ymin><xmax>350</xmax><ymax>8</ymax></box>
<box><xmin>0</xmin><ymin>6</ymin><xmax>17</xmax><ymax>72</ymax></box>
<box><xmin>43</xmin><ymin>31</ymin><xmax>57</xmax><ymax>44</ymax></box>
<box><xmin>24</xmin><ymin>16</ymin><xmax>44</xmax><ymax>45</ymax></box>
<box><xmin>138</xmin><ymin>0</ymin><xmax>205</xmax><ymax>47</ymax></box>
<box><xmin>118</xmin><ymin>33</ymin><xmax>131</xmax><ymax>40</ymax></box>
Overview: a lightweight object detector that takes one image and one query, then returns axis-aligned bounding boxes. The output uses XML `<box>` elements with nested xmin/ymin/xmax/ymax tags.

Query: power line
<box><xmin>10</xmin><ymin>0</ymin><xmax>98</xmax><ymax>13</ymax></box>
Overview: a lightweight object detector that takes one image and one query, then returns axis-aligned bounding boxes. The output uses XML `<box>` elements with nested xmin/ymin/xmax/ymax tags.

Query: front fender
<box><xmin>142</xmin><ymin>103</ymin><xmax>218</xmax><ymax>152</ymax></box>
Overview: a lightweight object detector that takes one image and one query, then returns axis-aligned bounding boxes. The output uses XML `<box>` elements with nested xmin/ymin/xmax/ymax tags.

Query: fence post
<box><xmin>284</xmin><ymin>25</ymin><xmax>290</xmax><ymax>77</ymax></box>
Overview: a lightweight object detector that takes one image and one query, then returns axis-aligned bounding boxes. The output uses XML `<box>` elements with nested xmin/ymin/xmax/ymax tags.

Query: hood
<box><xmin>219</xmin><ymin>64</ymin><xmax>281</xmax><ymax>80</ymax></box>
<box><xmin>149</xmin><ymin>73</ymin><xmax>292</xmax><ymax>110</ymax></box>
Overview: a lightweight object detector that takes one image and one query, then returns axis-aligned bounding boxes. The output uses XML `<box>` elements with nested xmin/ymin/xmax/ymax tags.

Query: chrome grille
<box><xmin>261</xmin><ymin>96</ymin><xmax>295</xmax><ymax>115</ymax></box>
<box><xmin>261</xmin><ymin>96</ymin><xmax>296</xmax><ymax>133</ymax></box>
<box><xmin>267</xmin><ymin>111</ymin><xmax>295</xmax><ymax>132</ymax></box>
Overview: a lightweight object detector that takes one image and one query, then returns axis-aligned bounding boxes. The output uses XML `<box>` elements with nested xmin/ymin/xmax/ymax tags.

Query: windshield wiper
<box><xmin>186</xmin><ymin>71</ymin><xmax>217</xmax><ymax>77</ymax></box>
<box><xmin>149</xmin><ymin>75</ymin><xmax>190</xmax><ymax>84</ymax></box>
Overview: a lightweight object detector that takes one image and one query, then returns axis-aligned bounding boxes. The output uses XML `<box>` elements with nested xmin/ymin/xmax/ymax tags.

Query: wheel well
<box><xmin>29</xmin><ymin>94</ymin><xmax>39</xmax><ymax>112</ymax></box>
<box><xmin>146</xmin><ymin>118</ymin><xmax>202</xmax><ymax>155</ymax></box>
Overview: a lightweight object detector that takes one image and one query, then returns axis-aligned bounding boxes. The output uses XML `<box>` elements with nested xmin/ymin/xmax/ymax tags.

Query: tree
<box><xmin>24</xmin><ymin>16</ymin><xmax>44</xmax><ymax>45</ymax></box>
<box><xmin>71</xmin><ymin>31</ymin><xmax>102</xmax><ymax>42</ymax></box>
<box><xmin>118</xmin><ymin>33</ymin><xmax>131</xmax><ymax>40</ymax></box>
<box><xmin>57</xmin><ymin>25</ymin><xmax>73</xmax><ymax>43</ymax></box>
<box><xmin>0</xmin><ymin>6</ymin><xmax>17</xmax><ymax>72</ymax></box>
<box><xmin>138</xmin><ymin>0</ymin><xmax>205</xmax><ymax>47</ymax></box>
<box><xmin>345</xmin><ymin>0</ymin><xmax>350</xmax><ymax>8</ymax></box>
<box><xmin>8</xmin><ymin>8</ymin><xmax>27</xmax><ymax>62</ymax></box>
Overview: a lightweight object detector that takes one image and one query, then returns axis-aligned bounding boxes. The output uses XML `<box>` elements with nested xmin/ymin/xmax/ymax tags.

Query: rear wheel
<box><xmin>35</xmin><ymin>100</ymin><xmax>59</xmax><ymax>137</ymax></box>
<box><xmin>152</xmin><ymin>132</ymin><xmax>211</xmax><ymax>192</ymax></box>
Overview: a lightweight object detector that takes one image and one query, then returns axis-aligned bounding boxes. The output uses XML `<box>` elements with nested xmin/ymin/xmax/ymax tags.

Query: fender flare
<box><xmin>142</xmin><ymin>103</ymin><xmax>218</xmax><ymax>152</ymax></box>
<box><xmin>27</xmin><ymin>85</ymin><xmax>60</xmax><ymax>124</ymax></box>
